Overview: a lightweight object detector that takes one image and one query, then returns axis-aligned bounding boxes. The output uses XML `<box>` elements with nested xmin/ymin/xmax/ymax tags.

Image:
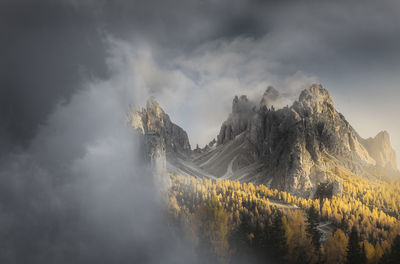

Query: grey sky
<box><xmin>2</xmin><ymin>0</ymin><xmax>400</xmax><ymax>158</ymax></box>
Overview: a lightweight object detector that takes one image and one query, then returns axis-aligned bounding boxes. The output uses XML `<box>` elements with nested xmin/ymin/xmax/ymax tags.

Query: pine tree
<box><xmin>272</xmin><ymin>210</ymin><xmax>287</xmax><ymax>257</ymax></box>
<box><xmin>380</xmin><ymin>235</ymin><xmax>400</xmax><ymax>264</ymax></box>
<box><xmin>347</xmin><ymin>226</ymin><xmax>363</xmax><ymax>264</ymax></box>
<box><xmin>253</xmin><ymin>221</ymin><xmax>263</xmax><ymax>250</ymax></box>
<box><xmin>229</xmin><ymin>215</ymin><xmax>251</xmax><ymax>257</ymax></box>
<box><xmin>389</xmin><ymin>235</ymin><xmax>400</xmax><ymax>263</ymax></box>
<box><xmin>325</xmin><ymin>229</ymin><xmax>349</xmax><ymax>264</ymax></box>
<box><xmin>339</xmin><ymin>214</ymin><xmax>349</xmax><ymax>233</ymax></box>
<box><xmin>194</xmin><ymin>198</ymin><xmax>230</xmax><ymax>264</ymax></box>
<box><xmin>306</xmin><ymin>204</ymin><xmax>321</xmax><ymax>251</ymax></box>
<box><xmin>361</xmin><ymin>243</ymin><xmax>367</xmax><ymax>264</ymax></box>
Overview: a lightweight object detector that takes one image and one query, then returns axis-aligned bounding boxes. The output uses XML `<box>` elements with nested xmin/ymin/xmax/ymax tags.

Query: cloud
<box><xmin>2</xmin><ymin>0</ymin><xmax>400</xmax><ymax>153</ymax></box>
<box><xmin>0</xmin><ymin>38</ymin><xmax>198</xmax><ymax>264</ymax></box>
<box><xmin>129</xmin><ymin>36</ymin><xmax>317</xmax><ymax>146</ymax></box>
<box><xmin>0</xmin><ymin>32</ymin><xmax>315</xmax><ymax>262</ymax></box>
<box><xmin>1</xmin><ymin>1</ymin><xmax>400</xmax><ymax>262</ymax></box>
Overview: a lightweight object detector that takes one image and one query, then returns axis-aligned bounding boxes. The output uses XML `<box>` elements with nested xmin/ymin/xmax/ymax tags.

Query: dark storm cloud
<box><xmin>2</xmin><ymin>0</ymin><xmax>400</xmax><ymax>154</ymax></box>
<box><xmin>0</xmin><ymin>52</ymin><xmax>198</xmax><ymax>263</ymax></box>
<box><xmin>0</xmin><ymin>0</ymin><xmax>264</xmax><ymax>151</ymax></box>
<box><xmin>268</xmin><ymin>1</ymin><xmax>400</xmax><ymax>76</ymax></box>
<box><xmin>0</xmin><ymin>0</ymin><xmax>109</xmax><ymax>152</ymax></box>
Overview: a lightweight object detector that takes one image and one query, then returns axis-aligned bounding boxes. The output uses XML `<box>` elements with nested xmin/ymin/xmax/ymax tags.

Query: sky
<box><xmin>1</xmin><ymin>0</ymin><xmax>400</xmax><ymax>262</ymax></box>
<box><xmin>2</xmin><ymin>0</ymin><xmax>400</xmax><ymax>159</ymax></box>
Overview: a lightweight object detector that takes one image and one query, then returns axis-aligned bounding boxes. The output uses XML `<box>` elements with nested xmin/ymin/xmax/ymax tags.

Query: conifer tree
<box><xmin>389</xmin><ymin>235</ymin><xmax>400</xmax><ymax>264</ymax></box>
<box><xmin>325</xmin><ymin>229</ymin><xmax>348</xmax><ymax>264</ymax></box>
<box><xmin>347</xmin><ymin>226</ymin><xmax>363</xmax><ymax>264</ymax></box>
<box><xmin>361</xmin><ymin>243</ymin><xmax>367</xmax><ymax>264</ymax></box>
<box><xmin>306</xmin><ymin>204</ymin><xmax>321</xmax><ymax>251</ymax></box>
<box><xmin>380</xmin><ymin>235</ymin><xmax>400</xmax><ymax>264</ymax></box>
<box><xmin>272</xmin><ymin>210</ymin><xmax>287</xmax><ymax>257</ymax></box>
<box><xmin>339</xmin><ymin>214</ymin><xmax>350</xmax><ymax>233</ymax></box>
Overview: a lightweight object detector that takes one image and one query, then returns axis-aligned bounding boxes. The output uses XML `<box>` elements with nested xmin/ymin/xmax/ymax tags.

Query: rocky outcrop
<box><xmin>217</xmin><ymin>95</ymin><xmax>255</xmax><ymax>145</ymax></box>
<box><xmin>129</xmin><ymin>98</ymin><xmax>192</xmax><ymax>190</ymax></box>
<box><xmin>195</xmin><ymin>84</ymin><xmax>399</xmax><ymax>197</ymax></box>
<box><xmin>260</xmin><ymin>86</ymin><xmax>280</xmax><ymax>109</ymax></box>
<box><xmin>254</xmin><ymin>84</ymin><xmax>378</xmax><ymax>196</ymax></box>
<box><xmin>361</xmin><ymin>131</ymin><xmax>398</xmax><ymax>175</ymax></box>
<box><xmin>131</xmin><ymin>97</ymin><xmax>191</xmax><ymax>158</ymax></box>
<box><xmin>133</xmin><ymin>85</ymin><xmax>399</xmax><ymax>198</ymax></box>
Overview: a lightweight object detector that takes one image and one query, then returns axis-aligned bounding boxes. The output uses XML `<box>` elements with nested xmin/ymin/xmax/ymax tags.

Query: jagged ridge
<box><xmin>199</xmin><ymin>84</ymin><xmax>399</xmax><ymax>197</ymax></box>
<box><xmin>131</xmin><ymin>85</ymin><xmax>399</xmax><ymax>198</ymax></box>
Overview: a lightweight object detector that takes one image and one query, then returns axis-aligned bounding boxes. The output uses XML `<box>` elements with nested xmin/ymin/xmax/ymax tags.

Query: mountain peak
<box><xmin>260</xmin><ymin>86</ymin><xmax>280</xmax><ymax>108</ymax></box>
<box><xmin>375</xmin><ymin>130</ymin><xmax>390</xmax><ymax>141</ymax></box>
<box><xmin>130</xmin><ymin>98</ymin><xmax>191</xmax><ymax>157</ymax></box>
<box><xmin>232</xmin><ymin>95</ymin><xmax>253</xmax><ymax>114</ymax></box>
<box><xmin>209</xmin><ymin>84</ymin><xmax>399</xmax><ymax>196</ymax></box>
<box><xmin>146</xmin><ymin>97</ymin><xmax>165</xmax><ymax>119</ymax></box>
<box><xmin>362</xmin><ymin>130</ymin><xmax>398</xmax><ymax>172</ymax></box>
<box><xmin>295</xmin><ymin>84</ymin><xmax>335</xmax><ymax>116</ymax></box>
<box><xmin>299</xmin><ymin>84</ymin><xmax>333</xmax><ymax>105</ymax></box>
<box><xmin>138</xmin><ymin>84</ymin><xmax>399</xmax><ymax>199</ymax></box>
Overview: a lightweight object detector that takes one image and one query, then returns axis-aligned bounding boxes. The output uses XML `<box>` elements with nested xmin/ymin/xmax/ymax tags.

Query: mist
<box><xmin>2</xmin><ymin>0</ymin><xmax>400</xmax><ymax>263</ymax></box>
<box><xmin>0</xmin><ymin>39</ymin><xmax>198</xmax><ymax>263</ymax></box>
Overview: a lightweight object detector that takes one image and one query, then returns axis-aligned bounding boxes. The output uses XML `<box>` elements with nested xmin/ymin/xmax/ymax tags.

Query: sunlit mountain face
<box><xmin>2</xmin><ymin>1</ymin><xmax>400</xmax><ymax>264</ymax></box>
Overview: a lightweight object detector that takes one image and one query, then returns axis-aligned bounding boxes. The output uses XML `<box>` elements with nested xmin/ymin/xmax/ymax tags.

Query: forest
<box><xmin>166</xmin><ymin>167</ymin><xmax>400</xmax><ymax>264</ymax></box>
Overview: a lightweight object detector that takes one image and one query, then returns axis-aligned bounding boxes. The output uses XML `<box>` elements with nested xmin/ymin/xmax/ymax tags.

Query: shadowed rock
<box><xmin>133</xmin><ymin>85</ymin><xmax>399</xmax><ymax>198</ymax></box>
<box><xmin>195</xmin><ymin>84</ymin><xmax>399</xmax><ymax>197</ymax></box>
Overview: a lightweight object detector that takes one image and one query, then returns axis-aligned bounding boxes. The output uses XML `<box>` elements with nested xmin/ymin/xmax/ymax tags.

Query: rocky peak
<box><xmin>141</xmin><ymin>97</ymin><xmax>165</xmax><ymax>133</ymax></box>
<box><xmin>132</xmin><ymin>84</ymin><xmax>399</xmax><ymax>198</ymax></box>
<box><xmin>217</xmin><ymin>95</ymin><xmax>256</xmax><ymax>145</ymax></box>
<box><xmin>361</xmin><ymin>131</ymin><xmax>398</xmax><ymax>171</ymax></box>
<box><xmin>292</xmin><ymin>84</ymin><xmax>376</xmax><ymax>168</ymax></box>
<box><xmin>299</xmin><ymin>84</ymin><xmax>333</xmax><ymax>104</ymax></box>
<box><xmin>146</xmin><ymin>97</ymin><xmax>164</xmax><ymax>118</ymax></box>
<box><xmin>232</xmin><ymin>95</ymin><xmax>253</xmax><ymax>114</ymax></box>
<box><xmin>210</xmin><ymin>84</ymin><xmax>399</xmax><ymax>197</ymax></box>
<box><xmin>129</xmin><ymin>99</ymin><xmax>169</xmax><ymax>192</ymax></box>
<box><xmin>375</xmin><ymin>131</ymin><xmax>390</xmax><ymax>142</ymax></box>
<box><xmin>295</xmin><ymin>84</ymin><xmax>335</xmax><ymax>116</ymax></box>
<box><xmin>260</xmin><ymin>86</ymin><xmax>280</xmax><ymax>109</ymax></box>
<box><xmin>130</xmin><ymin>98</ymin><xmax>191</xmax><ymax>158</ymax></box>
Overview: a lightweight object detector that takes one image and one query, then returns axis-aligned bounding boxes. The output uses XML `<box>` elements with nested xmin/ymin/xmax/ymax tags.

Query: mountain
<box><xmin>360</xmin><ymin>131</ymin><xmax>398</xmax><ymax>171</ymax></box>
<box><xmin>129</xmin><ymin>97</ymin><xmax>211</xmax><ymax>189</ymax></box>
<box><xmin>129</xmin><ymin>97</ymin><xmax>191</xmax><ymax>190</ymax></box>
<box><xmin>131</xmin><ymin>97</ymin><xmax>191</xmax><ymax>158</ymax></box>
<box><xmin>131</xmin><ymin>85</ymin><xmax>399</xmax><ymax>198</ymax></box>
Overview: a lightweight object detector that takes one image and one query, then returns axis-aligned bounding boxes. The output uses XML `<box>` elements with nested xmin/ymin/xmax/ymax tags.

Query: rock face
<box><xmin>361</xmin><ymin>131</ymin><xmax>398</xmax><ymax>172</ymax></box>
<box><xmin>254</xmin><ymin>85</ymin><xmax>377</xmax><ymax>196</ymax></box>
<box><xmin>217</xmin><ymin>95</ymin><xmax>255</xmax><ymax>145</ymax></box>
<box><xmin>132</xmin><ymin>98</ymin><xmax>191</xmax><ymax>158</ymax></box>
<box><xmin>133</xmin><ymin>85</ymin><xmax>399</xmax><ymax>198</ymax></box>
<box><xmin>260</xmin><ymin>86</ymin><xmax>280</xmax><ymax>108</ymax></box>
<box><xmin>129</xmin><ymin>98</ymin><xmax>192</xmax><ymax>190</ymax></box>
<box><xmin>131</xmin><ymin>98</ymin><xmax>218</xmax><ymax>184</ymax></box>
<box><xmin>194</xmin><ymin>84</ymin><xmax>399</xmax><ymax>197</ymax></box>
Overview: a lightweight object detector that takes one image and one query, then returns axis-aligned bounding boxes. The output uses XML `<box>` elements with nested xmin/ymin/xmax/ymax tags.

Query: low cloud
<box><xmin>129</xmin><ymin>36</ymin><xmax>317</xmax><ymax>147</ymax></box>
<box><xmin>0</xmin><ymin>38</ymin><xmax>197</xmax><ymax>264</ymax></box>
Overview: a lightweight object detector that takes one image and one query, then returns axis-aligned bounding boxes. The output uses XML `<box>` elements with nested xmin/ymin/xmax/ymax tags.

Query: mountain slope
<box><xmin>132</xmin><ymin>85</ymin><xmax>399</xmax><ymax>198</ymax></box>
<box><xmin>194</xmin><ymin>84</ymin><xmax>399</xmax><ymax>197</ymax></box>
<box><xmin>129</xmin><ymin>97</ymin><xmax>211</xmax><ymax>181</ymax></box>
<box><xmin>360</xmin><ymin>131</ymin><xmax>398</xmax><ymax>172</ymax></box>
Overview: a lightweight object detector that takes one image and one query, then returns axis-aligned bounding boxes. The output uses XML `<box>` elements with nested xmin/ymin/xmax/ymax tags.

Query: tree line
<box><xmin>166</xmin><ymin>171</ymin><xmax>400</xmax><ymax>264</ymax></box>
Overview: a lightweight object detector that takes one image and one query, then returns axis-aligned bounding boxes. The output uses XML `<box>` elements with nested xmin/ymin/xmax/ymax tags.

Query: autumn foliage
<box><xmin>167</xmin><ymin>168</ymin><xmax>400</xmax><ymax>264</ymax></box>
